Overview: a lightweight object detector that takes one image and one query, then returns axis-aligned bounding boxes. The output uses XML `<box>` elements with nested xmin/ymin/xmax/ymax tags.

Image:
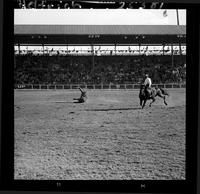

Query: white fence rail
<box><xmin>15</xmin><ymin>83</ymin><xmax>186</xmax><ymax>90</ymax></box>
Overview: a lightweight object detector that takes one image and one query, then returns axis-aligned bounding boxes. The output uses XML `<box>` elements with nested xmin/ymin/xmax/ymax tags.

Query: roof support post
<box><xmin>139</xmin><ymin>43</ymin><xmax>141</xmax><ymax>55</ymax></box>
<box><xmin>163</xmin><ymin>44</ymin><xmax>165</xmax><ymax>56</ymax></box>
<box><xmin>66</xmin><ymin>45</ymin><xmax>68</xmax><ymax>55</ymax></box>
<box><xmin>176</xmin><ymin>9</ymin><xmax>182</xmax><ymax>56</ymax></box>
<box><xmin>179</xmin><ymin>38</ymin><xmax>182</xmax><ymax>56</ymax></box>
<box><xmin>90</xmin><ymin>43</ymin><xmax>95</xmax><ymax>84</ymax></box>
<box><xmin>42</xmin><ymin>43</ymin><xmax>44</xmax><ymax>55</ymax></box>
<box><xmin>14</xmin><ymin>47</ymin><xmax>16</xmax><ymax>69</ymax></box>
<box><xmin>18</xmin><ymin>44</ymin><xmax>20</xmax><ymax>55</ymax></box>
<box><xmin>92</xmin><ymin>44</ymin><xmax>94</xmax><ymax>71</ymax></box>
<box><xmin>171</xmin><ymin>43</ymin><xmax>174</xmax><ymax>68</ymax></box>
<box><xmin>34</xmin><ymin>0</ymin><xmax>37</xmax><ymax>8</ymax></box>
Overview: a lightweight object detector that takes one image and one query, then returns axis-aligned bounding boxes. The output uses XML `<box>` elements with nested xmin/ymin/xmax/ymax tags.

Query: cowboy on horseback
<box><xmin>143</xmin><ymin>74</ymin><xmax>152</xmax><ymax>98</ymax></box>
<box><xmin>139</xmin><ymin>75</ymin><xmax>168</xmax><ymax>108</ymax></box>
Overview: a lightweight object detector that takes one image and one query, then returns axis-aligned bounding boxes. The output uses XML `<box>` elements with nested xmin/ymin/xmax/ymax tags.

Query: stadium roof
<box><xmin>14</xmin><ymin>25</ymin><xmax>186</xmax><ymax>35</ymax></box>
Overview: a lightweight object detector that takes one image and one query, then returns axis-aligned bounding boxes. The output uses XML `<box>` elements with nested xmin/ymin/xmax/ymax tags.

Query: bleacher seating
<box><xmin>14</xmin><ymin>53</ymin><xmax>186</xmax><ymax>85</ymax></box>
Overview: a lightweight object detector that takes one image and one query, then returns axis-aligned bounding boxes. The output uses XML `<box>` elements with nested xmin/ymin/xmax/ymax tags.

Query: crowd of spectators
<box><xmin>14</xmin><ymin>54</ymin><xmax>186</xmax><ymax>85</ymax></box>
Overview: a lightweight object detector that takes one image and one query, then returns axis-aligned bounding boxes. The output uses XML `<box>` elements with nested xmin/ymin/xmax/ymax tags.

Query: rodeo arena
<box><xmin>14</xmin><ymin>3</ymin><xmax>186</xmax><ymax>180</ymax></box>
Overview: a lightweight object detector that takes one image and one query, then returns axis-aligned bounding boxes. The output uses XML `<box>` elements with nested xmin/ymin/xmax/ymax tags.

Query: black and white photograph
<box><xmin>14</xmin><ymin>1</ymin><xmax>186</xmax><ymax>180</ymax></box>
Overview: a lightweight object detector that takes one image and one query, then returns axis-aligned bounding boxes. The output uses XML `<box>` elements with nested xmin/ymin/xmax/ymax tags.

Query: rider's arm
<box><xmin>79</xmin><ymin>87</ymin><xmax>83</xmax><ymax>93</ymax></box>
<box><xmin>144</xmin><ymin>79</ymin><xmax>147</xmax><ymax>85</ymax></box>
<box><xmin>149</xmin><ymin>78</ymin><xmax>152</xmax><ymax>87</ymax></box>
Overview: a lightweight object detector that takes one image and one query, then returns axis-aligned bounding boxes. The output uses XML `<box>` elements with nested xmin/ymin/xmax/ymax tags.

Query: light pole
<box><xmin>176</xmin><ymin>9</ymin><xmax>182</xmax><ymax>55</ymax></box>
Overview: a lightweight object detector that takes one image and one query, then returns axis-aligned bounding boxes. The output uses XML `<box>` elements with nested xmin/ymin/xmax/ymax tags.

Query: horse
<box><xmin>139</xmin><ymin>84</ymin><xmax>169</xmax><ymax>109</ymax></box>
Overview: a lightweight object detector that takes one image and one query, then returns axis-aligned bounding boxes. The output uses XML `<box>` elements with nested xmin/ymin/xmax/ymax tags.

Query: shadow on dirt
<box><xmin>85</xmin><ymin>107</ymin><xmax>141</xmax><ymax>111</ymax></box>
<box><xmin>53</xmin><ymin>101</ymin><xmax>86</xmax><ymax>104</ymax></box>
<box><xmin>53</xmin><ymin>101</ymin><xmax>74</xmax><ymax>104</ymax></box>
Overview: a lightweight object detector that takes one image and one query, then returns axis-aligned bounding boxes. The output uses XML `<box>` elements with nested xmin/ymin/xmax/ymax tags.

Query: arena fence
<box><xmin>15</xmin><ymin>83</ymin><xmax>186</xmax><ymax>90</ymax></box>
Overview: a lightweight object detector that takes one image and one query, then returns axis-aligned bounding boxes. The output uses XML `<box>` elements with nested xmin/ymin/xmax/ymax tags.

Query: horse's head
<box><xmin>140</xmin><ymin>84</ymin><xmax>145</xmax><ymax>90</ymax></box>
<box><xmin>139</xmin><ymin>84</ymin><xmax>146</xmax><ymax>98</ymax></box>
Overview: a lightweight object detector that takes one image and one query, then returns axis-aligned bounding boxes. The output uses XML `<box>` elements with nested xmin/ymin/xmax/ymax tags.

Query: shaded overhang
<box><xmin>14</xmin><ymin>25</ymin><xmax>186</xmax><ymax>45</ymax></box>
<box><xmin>15</xmin><ymin>25</ymin><xmax>186</xmax><ymax>35</ymax></box>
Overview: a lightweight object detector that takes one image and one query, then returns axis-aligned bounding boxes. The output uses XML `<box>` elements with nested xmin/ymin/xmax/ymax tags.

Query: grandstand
<box><xmin>14</xmin><ymin>10</ymin><xmax>186</xmax><ymax>89</ymax></box>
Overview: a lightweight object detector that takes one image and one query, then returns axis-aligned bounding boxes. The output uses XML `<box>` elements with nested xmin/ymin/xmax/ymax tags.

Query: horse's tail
<box><xmin>160</xmin><ymin>88</ymin><xmax>169</xmax><ymax>96</ymax></box>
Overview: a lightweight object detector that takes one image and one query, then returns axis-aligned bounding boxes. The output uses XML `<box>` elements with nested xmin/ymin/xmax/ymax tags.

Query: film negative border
<box><xmin>14</xmin><ymin>0</ymin><xmax>166</xmax><ymax>9</ymax></box>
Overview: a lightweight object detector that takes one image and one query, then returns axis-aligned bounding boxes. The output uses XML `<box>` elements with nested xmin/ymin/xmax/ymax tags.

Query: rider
<box><xmin>143</xmin><ymin>74</ymin><xmax>152</xmax><ymax>98</ymax></box>
<box><xmin>73</xmin><ymin>87</ymin><xmax>87</xmax><ymax>103</ymax></box>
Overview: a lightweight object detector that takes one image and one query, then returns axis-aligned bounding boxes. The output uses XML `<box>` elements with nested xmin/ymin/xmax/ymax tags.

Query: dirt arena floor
<box><xmin>14</xmin><ymin>89</ymin><xmax>185</xmax><ymax>180</ymax></box>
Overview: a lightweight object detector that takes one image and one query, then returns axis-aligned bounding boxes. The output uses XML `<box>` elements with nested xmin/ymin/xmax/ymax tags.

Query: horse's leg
<box><xmin>163</xmin><ymin>95</ymin><xmax>168</xmax><ymax>106</ymax></box>
<box><xmin>160</xmin><ymin>94</ymin><xmax>168</xmax><ymax>106</ymax></box>
<box><xmin>142</xmin><ymin>99</ymin><xmax>147</xmax><ymax>109</ymax></box>
<box><xmin>149</xmin><ymin>97</ymin><xmax>155</xmax><ymax>107</ymax></box>
<box><xmin>140</xmin><ymin>98</ymin><xmax>143</xmax><ymax>107</ymax></box>
<box><xmin>158</xmin><ymin>94</ymin><xmax>168</xmax><ymax>106</ymax></box>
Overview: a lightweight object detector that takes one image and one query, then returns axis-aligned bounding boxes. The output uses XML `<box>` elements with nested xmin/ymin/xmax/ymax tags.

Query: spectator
<box><xmin>14</xmin><ymin>51</ymin><xmax>186</xmax><ymax>85</ymax></box>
